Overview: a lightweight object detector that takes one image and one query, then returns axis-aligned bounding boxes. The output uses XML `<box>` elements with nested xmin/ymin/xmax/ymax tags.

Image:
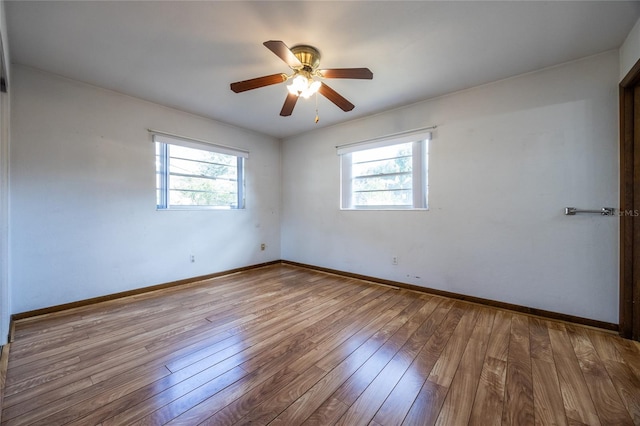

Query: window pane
<box><xmin>170</xmin><ymin>145</ymin><xmax>235</xmax><ymax>165</ymax></box>
<box><xmin>353</xmin><ymin>173</ymin><xmax>412</xmax><ymax>192</ymax></box>
<box><xmin>340</xmin><ymin>139</ymin><xmax>427</xmax><ymax>210</ymax></box>
<box><xmin>352</xmin><ymin>156</ymin><xmax>412</xmax><ymax>177</ymax></box>
<box><xmin>169</xmin><ymin>175</ymin><xmax>237</xmax><ymax>207</ymax></box>
<box><xmin>352</xmin><ymin>142</ymin><xmax>412</xmax><ymax>163</ymax></box>
<box><xmin>155</xmin><ymin>139</ymin><xmax>244</xmax><ymax>210</ymax></box>
<box><xmin>169</xmin><ymin>158</ymin><xmax>236</xmax><ymax>180</ymax></box>
<box><xmin>354</xmin><ymin>189</ymin><xmax>412</xmax><ymax>206</ymax></box>
<box><xmin>351</xmin><ymin>142</ymin><xmax>413</xmax><ymax>207</ymax></box>
<box><xmin>169</xmin><ymin>190</ymin><xmax>238</xmax><ymax>208</ymax></box>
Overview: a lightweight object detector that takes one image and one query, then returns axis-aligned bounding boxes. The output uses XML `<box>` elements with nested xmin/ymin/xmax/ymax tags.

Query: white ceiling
<box><xmin>6</xmin><ymin>1</ymin><xmax>640</xmax><ymax>139</ymax></box>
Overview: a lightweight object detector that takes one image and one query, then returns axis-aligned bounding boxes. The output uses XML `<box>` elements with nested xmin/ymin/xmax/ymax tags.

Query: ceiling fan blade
<box><xmin>318</xmin><ymin>68</ymin><xmax>373</xmax><ymax>79</ymax></box>
<box><xmin>280</xmin><ymin>93</ymin><xmax>298</xmax><ymax>116</ymax></box>
<box><xmin>263</xmin><ymin>40</ymin><xmax>302</xmax><ymax>69</ymax></box>
<box><xmin>230</xmin><ymin>73</ymin><xmax>287</xmax><ymax>93</ymax></box>
<box><xmin>318</xmin><ymin>83</ymin><xmax>355</xmax><ymax>112</ymax></box>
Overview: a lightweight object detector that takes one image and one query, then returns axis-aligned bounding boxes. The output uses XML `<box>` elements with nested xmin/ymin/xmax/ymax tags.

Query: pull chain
<box><xmin>314</xmin><ymin>92</ymin><xmax>319</xmax><ymax>123</ymax></box>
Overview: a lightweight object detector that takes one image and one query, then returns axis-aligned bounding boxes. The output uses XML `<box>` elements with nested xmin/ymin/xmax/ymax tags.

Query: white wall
<box><xmin>620</xmin><ymin>16</ymin><xmax>640</xmax><ymax>80</ymax></box>
<box><xmin>10</xmin><ymin>65</ymin><xmax>281</xmax><ymax>314</ymax></box>
<box><xmin>282</xmin><ymin>51</ymin><xmax>620</xmax><ymax>324</ymax></box>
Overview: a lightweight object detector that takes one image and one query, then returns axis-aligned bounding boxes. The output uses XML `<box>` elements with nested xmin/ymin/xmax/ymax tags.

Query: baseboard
<box><xmin>281</xmin><ymin>260</ymin><xmax>619</xmax><ymax>332</ymax></box>
<box><xmin>10</xmin><ymin>258</ymin><xmax>618</xmax><ymax>333</ymax></box>
<box><xmin>12</xmin><ymin>260</ymin><xmax>281</xmax><ymax>321</ymax></box>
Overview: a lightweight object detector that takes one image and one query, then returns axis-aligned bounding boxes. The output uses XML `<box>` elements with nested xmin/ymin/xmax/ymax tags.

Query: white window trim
<box><xmin>338</xmin><ymin>130</ymin><xmax>431</xmax><ymax>211</ymax></box>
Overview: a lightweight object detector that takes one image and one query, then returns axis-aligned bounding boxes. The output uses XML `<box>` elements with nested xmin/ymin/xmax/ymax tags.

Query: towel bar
<box><xmin>564</xmin><ymin>207</ymin><xmax>615</xmax><ymax>216</ymax></box>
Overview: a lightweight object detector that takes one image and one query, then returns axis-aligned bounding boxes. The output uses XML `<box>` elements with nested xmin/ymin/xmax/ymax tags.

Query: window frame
<box><xmin>338</xmin><ymin>131</ymin><xmax>430</xmax><ymax>211</ymax></box>
<box><xmin>152</xmin><ymin>132</ymin><xmax>248</xmax><ymax>211</ymax></box>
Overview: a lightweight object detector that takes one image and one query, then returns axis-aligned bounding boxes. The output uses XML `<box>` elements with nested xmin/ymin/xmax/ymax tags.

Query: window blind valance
<box><xmin>149</xmin><ymin>129</ymin><xmax>249</xmax><ymax>158</ymax></box>
<box><xmin>336</xmin><ymin>126</ymin><xmax>435</xmax><ymax>156</ymax></box>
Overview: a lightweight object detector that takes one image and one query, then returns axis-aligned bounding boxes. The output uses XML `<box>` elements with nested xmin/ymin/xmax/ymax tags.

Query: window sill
<box><xmin>156</xmin><ymin>207</ymin><xmax>244</xmax><ymax>211</ymax></box>
<box><xmin>340</xmin><ymin>207</ymin><xmax>429</xmax><ymax>211</ymax></box>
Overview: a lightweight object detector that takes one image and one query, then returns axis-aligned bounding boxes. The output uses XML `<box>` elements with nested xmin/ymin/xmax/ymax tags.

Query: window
<box><xmin>339</xmin><ymin>131</ymin><xmax>430</xmax><ymax>210</ymax></box>
<box><xmin>153</xmin><ymin>133</ymin><xmax>248</xmax><ymax>210</ymax></box>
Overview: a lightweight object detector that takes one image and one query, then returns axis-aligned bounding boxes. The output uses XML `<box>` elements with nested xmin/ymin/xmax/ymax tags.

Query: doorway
<box><xmin>620</xmin><ymin>58</ymin><xmax>640</xmax><ymax>340</ymax></box>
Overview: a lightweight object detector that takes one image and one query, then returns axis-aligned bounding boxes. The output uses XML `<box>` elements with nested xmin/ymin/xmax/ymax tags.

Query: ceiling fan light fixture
<box><xmin>287</xmin><ymin>73</ymin><xmax>321</xmax><ymax>99</ymax></box>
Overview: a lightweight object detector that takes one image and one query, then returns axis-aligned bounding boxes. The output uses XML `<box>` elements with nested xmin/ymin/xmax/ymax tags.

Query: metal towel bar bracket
<box><xmin>564</xmin><ymin>207</ymin><xmax>615</xmax><ymax>216</ymax></box>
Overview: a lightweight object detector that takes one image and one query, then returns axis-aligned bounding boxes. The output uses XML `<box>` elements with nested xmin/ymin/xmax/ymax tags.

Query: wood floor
<box><xmin>2</xmin><ymin>264</ymin><xmax>640</xmax><ymax>425</ymax></box>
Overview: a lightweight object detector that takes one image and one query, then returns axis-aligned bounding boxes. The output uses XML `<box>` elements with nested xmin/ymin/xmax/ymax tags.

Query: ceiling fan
<box><xmin>230</xmin><ymin>40</ymin><xmax>373</xmax><ymax>117</ymax></box>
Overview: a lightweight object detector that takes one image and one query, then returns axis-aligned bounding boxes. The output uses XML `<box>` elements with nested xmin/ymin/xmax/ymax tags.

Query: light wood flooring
<box><xmin>2</xmin><ymin>263</ymin><xmax>640</xmax><ymax>425</ymax></box>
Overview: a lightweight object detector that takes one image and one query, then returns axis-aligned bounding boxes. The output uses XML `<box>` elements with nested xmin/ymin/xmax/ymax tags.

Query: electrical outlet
<box><xmin>190</xmin><ymin>255</ymin><xmax>195</xmax><ymax>263</ymax></box>
<box><xmin>392</xmin><ymin>256</ymin><xmax>398</xmax><ymax>265</ymax></box>
<box><xmin>260</xmin><ymin>243</ymin><xmax>266</xmax><ymax>251</ymax></box>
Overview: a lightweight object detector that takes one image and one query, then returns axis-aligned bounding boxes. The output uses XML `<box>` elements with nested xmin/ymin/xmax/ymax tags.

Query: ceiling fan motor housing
<box><xmin>290</xmin><ymin>45</ymin><xmax>321</xmax><ymax>71</ymax></box>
